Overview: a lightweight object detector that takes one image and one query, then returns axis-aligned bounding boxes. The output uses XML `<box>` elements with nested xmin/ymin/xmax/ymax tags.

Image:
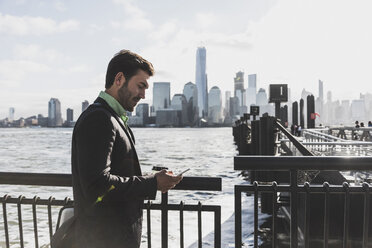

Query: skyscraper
<box><xmin>208</xmin><ymin>86</ymin><xmax>222</xmax><ymax>124</ymax></box>
<box><xmin>183</xmin><ymin>82</ymin><xmax>198</xmax><ymax>125</ymax></box>
<box><xmin>8</xmin><ymin>107</ymin><xmax>15</xmax><ymax>122</ymax></box>
<box><xmin>153</xmin><ymin>82</ymin><xmax>171</xmax><ymax>114</ymax></box>
<box><xmin>234</xmin><ymin>71</ymin><xmax>244</xmax><ymax>95</ymax></box>
<box><xmin>48</xmin><ymin>98</ymin><xmax>63</xmax><ymax>127</ymax></box>
<box><xmin>82</xmin><ymin>100</ymin><xmax>89</xmax><ymax>112</ymax></box>
<box><xmin>319</xmin><ymin>80</ymin><xmax>324</xmax><ymax>102</ymax></box>
<box><xmin>67</xmin><ymin>108</ymin><xmax>73</xmax><ymax>122</ymax></box>
<box><xmin>195</xmin><ymin>47</ymin><xmax>208</xmax><ymax>118</ymax></box>
<box><xmin>246</xmin><ymin>74</ymin><xmax>257</xmax><ymax>108</ymax></box>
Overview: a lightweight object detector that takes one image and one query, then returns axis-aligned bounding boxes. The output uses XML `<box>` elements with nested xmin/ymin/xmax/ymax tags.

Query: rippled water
<box><xmin>0</xmin><ymin>127</ymin><xmax>254</xmax><ymax>248</ymax></box>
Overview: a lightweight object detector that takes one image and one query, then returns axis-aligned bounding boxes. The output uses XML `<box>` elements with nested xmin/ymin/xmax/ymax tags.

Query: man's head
<box><xmin>105</xmin><ymin>50</ymin><xmax>154</xmax><ymax>112</ymax></box>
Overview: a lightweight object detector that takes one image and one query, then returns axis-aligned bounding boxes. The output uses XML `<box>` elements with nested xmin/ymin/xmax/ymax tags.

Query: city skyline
<box><xmin>2</xmin><ymin>0</ymin><xmax>372</xmax><ymax>119</ymax></box>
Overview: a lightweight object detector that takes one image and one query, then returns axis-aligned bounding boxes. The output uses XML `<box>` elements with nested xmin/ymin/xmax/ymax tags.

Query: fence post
<box><xmin>290</xmin><ymin>169</ymin><xmax>298</xmax><ymax>248</ymax></box>
<box><xmin>161</xmin><ymin>192</ymin><xmax>168</xmax><ymax>248</ymax></box>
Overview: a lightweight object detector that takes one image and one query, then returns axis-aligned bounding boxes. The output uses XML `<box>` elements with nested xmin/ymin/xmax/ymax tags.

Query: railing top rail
<box><xmin>329</xmin><ymin>126</ymin><xmax>372</xmax><ymax>131</ymax></box>
<box><xmin>302</xmin><ymin>129</ymin><xmax>345</xmax><ymax>141</ymax></box>
<box><xmin>0</xmin><ymin>172</ymin><xmax>222</xmax><ymax>191</ymax></box>
<box><xmin>280</xmin><ymin>139</ymin><xmax>372</xmax><ymax>146</ymax></box>
<box><xmin>234</xmin><ymin>155</ymin><xmax>372</xmax><ymax>171</ymax></box>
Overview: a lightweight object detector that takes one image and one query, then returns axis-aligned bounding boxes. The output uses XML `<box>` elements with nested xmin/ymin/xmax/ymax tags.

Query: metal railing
<box><xmin>0</xmin><ymin>172</ymin><xmax>222</xmax><ymax>248</ymax></box>
<box><xmin>234</xmin><ymin>156</ymin><xmax>372</xmax><ymax>248</ymax></box>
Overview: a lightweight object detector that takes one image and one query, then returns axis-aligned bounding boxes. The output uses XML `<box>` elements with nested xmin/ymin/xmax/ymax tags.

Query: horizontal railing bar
<box><xmin>280</xmin><ymin>140</ymin><xmax>372</xmax><ymax>146</ymax></box>
<box><xmin>235</xmin><ymin>184</ymin><xmax>371</xmax><ymax>193</ymax></box>
<box><xmin>0</xmin><ymin>172</ymin><xmax>221</xmax><ymax>191</ymax></box>
<box><xmin>234</xmin><ymin>156</ymin><xmax>372</xmax><ymax>170</ymax></box>
<box><xmin>329</xmin><ymin>127</ymin><xmax>372</xmax><ymax>131</ymax></box>
<box><xmin>144</xmin><ymin>203</ymin><xmax>220</xmax><ymax>212</ymax></box>
<box><xmin>0</xmin><ymin>196</ymin><xmax>220</xmax><ymax>212</ymax></box>
<box><xmin>0</xmin><ymin>197</ymin><xmax>72</xmax><ymax>206</ymax></box>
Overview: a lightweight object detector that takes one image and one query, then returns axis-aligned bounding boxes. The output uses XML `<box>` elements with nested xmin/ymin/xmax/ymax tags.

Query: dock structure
<box><xmin>233</xmin><ymin>113</ymin><xmax>372</xmax><ymax>248</ymax></box>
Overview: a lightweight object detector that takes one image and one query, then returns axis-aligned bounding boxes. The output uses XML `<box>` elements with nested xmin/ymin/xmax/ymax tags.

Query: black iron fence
<box><xmin>234</xmin><ymin>156</ymin><xmax>372</xmax><ymax>248</ymax></box>
<box><xmin>0</xmin><ymin>172</ymin><xmax>222</xmax><ymax>248</ymax></box>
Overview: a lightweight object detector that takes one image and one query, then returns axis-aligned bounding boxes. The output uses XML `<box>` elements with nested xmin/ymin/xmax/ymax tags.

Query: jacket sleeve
<box><xmin>74</xmin><ymin>110</ymin><xmax>157</xmax><ymax>204</ymax></box>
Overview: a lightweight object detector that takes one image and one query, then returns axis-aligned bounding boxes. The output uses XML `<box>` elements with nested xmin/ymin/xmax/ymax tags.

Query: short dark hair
<box><xmin>105</xmin><ymin>50</ymin><xmax>154</xmax><ymax>89</ymax></box>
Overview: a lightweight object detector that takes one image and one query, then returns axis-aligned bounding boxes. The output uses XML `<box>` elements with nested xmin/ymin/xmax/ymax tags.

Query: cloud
<box><xmin>195</xmin><ymin>13</ymin><xmax>217</xmax><ymax>30</ymax></box>
<box><xmin>0</xmin><ymin>13</ymin><xmax>79</xmax><ymax>35</ymax></box>
<box><xmin>0</xmin><ymin>59</ymin><xmax>50</xmax><ymax>87</ymax></box>
<box><xmin>13</xmin><ymin>44</ymin><xmax>69</xmax><ymax>62</ymax></box>
<box><xmin>112</xmin><ymin>0</ymin><xmax>153</xmax><ymax>31</ymax></box>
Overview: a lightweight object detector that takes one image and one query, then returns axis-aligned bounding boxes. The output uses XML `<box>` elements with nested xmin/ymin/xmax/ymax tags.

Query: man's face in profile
<box><xmin>118</xmin><ymin>69</ymin><xmax>149</xmax><ymax>112</ymax></box>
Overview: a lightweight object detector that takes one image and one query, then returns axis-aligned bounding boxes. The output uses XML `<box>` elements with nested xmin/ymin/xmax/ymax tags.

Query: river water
<box><xmin>0</xmin><ymin>127</ymin><xmax>259</xmax><ymax>248</ymax></box>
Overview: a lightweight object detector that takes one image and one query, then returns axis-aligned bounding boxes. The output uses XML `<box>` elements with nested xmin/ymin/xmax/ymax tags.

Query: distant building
<box><xmin>67</xmin><ymin>108</ymin><xmax>73</xmax><ymax>122</ymax></box>
<box><xmin>196</xmin><ymin>47</ymin><xmax>208</xmax><ymax>118</ymax></box>
<box><xmin>171</xmin><ymin>94</ymin><xmax>188</xmax><ymax>126</ymax></box>
<box><xmin>234</xmin><ymin>71</ymin><xmax>244</xmax><ymax>95</ymax></box>
<box><xmin>153</xmin><ymin>82</ymin><xmax>171</xmax><ymax>115</ymax></box>
<box><xmin>183</xmin><ymin>82</ymin><xmax>198</xmax><ymax>125</ymax></box>
<box><xmin>64</xmin><ymin>108</ymin><xmax>74</xmax><ymax>127</ymax></box>
<box><xmin>156</xmin><ymin>109</ymin><xmax>179</xmax><ymax>127</ymax></box>
<box><xmin>8</xmin><ymin>107</ymin><xmax>15</xmax><ymax>122</ymax></box>
<box><xmin>48</xmin><ymin>98</ymin><xmax>63</xmax><ymax>127</ymax></box>
<box><xmin>351</xmin><ymin>99</ymin><xmax>366</xmax><ymax>121</ymax></box>
<box><xmin>134</xmin><ymin>103</ymin><xmax>149</xmax><ymax>126</ymax></box>
<box><xmin>246</xmin><ymin>74</ymin><xmax>257</xmax><ymax>108</ymax></box>
<box><xmin>229</xmin><ymin>96</ymin><xmax>240</xmax><ymax>119</ymax></box>
<box><xmin>38</xmin><ymin>114</ymin><xmax>48</xmax><ymax>127</ymax></box>
<box><xmin>82</xmin><ymin>100</ymin><xmax>89</xmax><ymax>112</ymax></box>
<box><xmin>208</xmin><ymin>86</ymin><xmax>222</xmax><ymax>124</ymax></box>
<box><xmin>224</xmin><ymin>91</ymin><xmax>231</xmax><ymax>118</ymax></box>
<box><xmin>256</xmin><ymin>88</ymin><xmax>268</xmax><ymax>106</ymax></box>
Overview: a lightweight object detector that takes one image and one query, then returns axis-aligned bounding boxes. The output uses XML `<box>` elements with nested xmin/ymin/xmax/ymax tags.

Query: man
<box><xmin>71</xmin><ymin>50</ymin><xmax>182</xmax><ymax>247</ymax></box>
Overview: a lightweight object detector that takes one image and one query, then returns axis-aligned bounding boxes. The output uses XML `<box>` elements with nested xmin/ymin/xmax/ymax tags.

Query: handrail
<box><xmin>274</xmin><ymin>120</ymin><xmax>314</xmax><ymax>156</ymax></box>
<box><xmin>329</xmin><ymin>126</ymin><xmax>372</xmax><ymax>131</ymax></box>
<box><xmin>234</xmin><ymin>155</ymin><xmax>372</xmax><ymax>171</ymax></box>
<box><xmin>0</xmin><ymin>172</ymin><xmax>221</xmax><ymax>191</ymax></box>
<box><xmin>280</xmin><ymin>139</ymin><xmax>372</xmax><ymax>146</ymax></box>
<box><xmin>302</xmin><ymin>129</ymin><xmax>345</xmax><ymax>142</ymax></box>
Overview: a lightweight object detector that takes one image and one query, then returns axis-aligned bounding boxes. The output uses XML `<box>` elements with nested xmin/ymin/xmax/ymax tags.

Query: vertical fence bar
<box><xmin>362</xmin><ymin>183</ymin><xmax>370</xmax><ymax>248</ymax></box>
<box><xmin>343</xmin><ymin>182</ymin><xmax>350</xmax><ymax>248</ymax></box>
<box><xmin>254</xmin><ymin>181</ymin><xmax>259</xmax><ymax>248</ymax></box>
<box><xmin>179</xmin><ymin>201</ymin><xmax>184</xmax><ymax>248</ymax></box>
<box><xmin>47</xmin><ymin>197</ymin><xmax>54</xmax><ymax>243</ymax></box>
<box><xmin>2</xmin><ymin>194</ymin><xmax>10</xmax><ymax>248</ymax></box>
<box><xmin>17</xmin><ymin>195</ymin><xmax>25</xmax><ymax>248</ymax></box>
<box><xmin>235</xmin><ymin>185</ymin><xmax>242</xmax><ymax>248</ymax></box>
<box><xmin>323</xmin><ymin>183</ymin><xmax>330</xmax><ymax>248</ymax></box>
<box><xmin>272</xmin><ymin>182</ymin><xmax>277</xmax><ymax>248</ymax></box>
<box><xmin>161</xmin><ymin>192</ymin><xmax>168</xmax><ymax>248</ymax></box>
<box><xmin>147</xmin><ymin>200</ymin><xmax>151</xmax><ymax>248</ymax></box>
<box><xmin>290</xmin><ymin>170</ymin><xmax>298</xmax><ymax>248</ymax></box>
<box><xmin>32</xmin><ymin>196</ymin><xmax>39</xmax><ymax>248</ymax></box>
<box><xmin>198</xmin><ymin>202</ymin><xmax>202</xmax><ymax>248</ymax></box>
<box><xmin>215</xmin><ymin>206</ymin><xmax>221</xmax><ymax>248</ymax></box>
<box><xmin>304</xmin><ymin>183</ymin><xmax>310</xmax><ymax>248</ymax></box>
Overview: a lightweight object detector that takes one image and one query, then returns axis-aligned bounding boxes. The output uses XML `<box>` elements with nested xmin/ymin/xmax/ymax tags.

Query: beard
<box><xmin>117</xmin><ymin>84</ymin><xmax>139</xmax><ymax>112</ymax></box>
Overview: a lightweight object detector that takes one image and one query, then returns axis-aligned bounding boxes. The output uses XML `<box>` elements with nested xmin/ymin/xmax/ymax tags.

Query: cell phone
<box><xmin>177</xmin><ymin>168</ymin><xmax>190</xmax><ymax>176</ymax></box>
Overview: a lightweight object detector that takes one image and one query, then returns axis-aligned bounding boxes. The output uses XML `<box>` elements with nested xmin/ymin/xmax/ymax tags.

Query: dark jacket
<box><xmin>71</xmin><ymin>97</ymin><xmax>157</xmax><ymax>248</ymax></box>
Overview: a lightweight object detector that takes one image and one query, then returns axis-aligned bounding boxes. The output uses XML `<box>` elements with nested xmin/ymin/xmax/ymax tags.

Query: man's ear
<box><xmin>114</xmin><ymin>72</ymin><xmax>126</xmax><ymax>87</ymax></box>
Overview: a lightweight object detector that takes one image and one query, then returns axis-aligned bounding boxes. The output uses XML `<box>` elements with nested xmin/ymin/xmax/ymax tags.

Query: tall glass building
<box><xmin>195</xmin><ymin>47</ymin><xmax>208</xmax><ymax>118</ymax></box>
<box><xmin>153</xmin><ymin>82</ymin><xmax>171</xmax><ymax>115</ymax></box>
<box><xmin>246</xmin><ymin>74</ymin><xmax>257</xmax><ymax>108</ymax></box>
<box><xmin>48</xmin><ymin>98</ymin><xmax>63</xmax><ymax>127</ymax></box>
<box><xmin>208</xmin><ymin>86</ymin><xmax>222</xmax><ymax>123</ymax></box>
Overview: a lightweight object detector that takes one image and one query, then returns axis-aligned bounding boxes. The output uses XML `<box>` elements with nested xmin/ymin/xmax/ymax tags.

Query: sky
<box><xmin>1</xmin><ymin>0</ymin><xmax>372</xmax><ymax>120</ymax></box>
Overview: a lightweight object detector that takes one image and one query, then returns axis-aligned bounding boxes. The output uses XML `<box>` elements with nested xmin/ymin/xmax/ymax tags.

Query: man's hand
<box><xmin>155</xmin><ymin>170</ymin><xmax>183</xmax><ymax>193</ymax></box>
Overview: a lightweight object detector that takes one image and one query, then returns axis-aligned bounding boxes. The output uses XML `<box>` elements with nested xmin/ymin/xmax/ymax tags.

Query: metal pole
<box><xmin>290</xmin><ymin>169</ymin><xmax>298</xmax><ymax>248</ymax></box>
<box><xmin>161</xmin><ymin>192</ymin><xmax>168</xmax><ymax>248</ymax></box>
